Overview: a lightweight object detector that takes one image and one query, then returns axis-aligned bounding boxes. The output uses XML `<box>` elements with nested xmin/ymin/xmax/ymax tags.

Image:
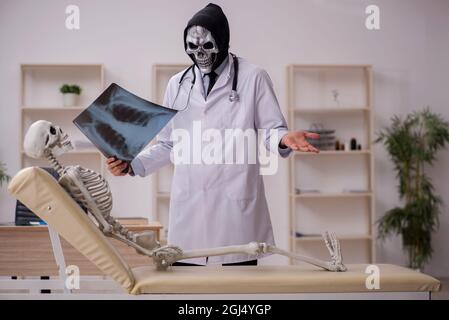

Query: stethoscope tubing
<box><xmin>173</xmin><ymin>54</ymin><xmax>239</xmax><ymax>111</ymax></box>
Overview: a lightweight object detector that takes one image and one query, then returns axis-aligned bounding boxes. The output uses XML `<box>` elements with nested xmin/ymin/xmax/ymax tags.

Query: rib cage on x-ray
<box><xmin>74</xmin><ymin>83</ymin><xmax>177</xmax><ymax>162</ymax></box>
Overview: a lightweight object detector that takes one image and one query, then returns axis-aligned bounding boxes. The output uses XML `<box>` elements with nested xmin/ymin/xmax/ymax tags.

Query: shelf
<box><xmin>21</xmin><ymin>64</ymin><xmax>103</xmax><ymax>69</ymax></box>
<box><xmin>294</xmin><ymin>150</ymin><xmax>370</xmax><ymax>156</ymax></box>
<box><xmin>21</xmin><ymin>106</ymin><xmax>85</xmax><ymax>112</ymax></box>
<box><xmin>153</xmin><ymin>64</ymin><xmax>190</xmax><ymax>105</ymax></box>
<box><xmin>20</xmin><ymin>63</ymin><xmax>105</xmax><ymax>177</ymax></box>
<box><xmin>289</xmin><ymin>64</ymin><xmax>372</xmax><ymax>69</ymax></box>
<box><xmin>156</xmin><ymin>192</ymin><xmax>170</xmax><ymax>199</ymax></box>
<box><xmin>153</xmin><ymin>64</ymin><xmax>190</xmax><ymax>70</ymax></box>
<box><xmin>294</xmin><ymin>235</ymin><xmax>372</xmax><ymax>242</ymax></box>
<box><xmin>291</xmin><ymin>192</ymin><xmax>372</xmax><ymax>199</ymax></box>
<box><xmin>21</xmin><ymin>63</ymin><xmax>103</xmax><ymax>107</ymax></box>
<box><xmin>21</xmin><ymin>149</ymin><xmax>101</xmax><ymax>156</ymax></box>
<box><xmin>290</xmin><ymin>107</ymin><xmax>369</xmax><ymax>114</ymax></box>
<box><xmin>288</xmin><ymin>64</ymin><xmax>375</xmax><ymax>263</ymax></box>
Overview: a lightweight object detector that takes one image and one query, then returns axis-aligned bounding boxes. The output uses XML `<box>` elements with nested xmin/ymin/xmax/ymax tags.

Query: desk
<box><xmin>0</xmin><ymin>223</ymin><xmax>162</xmax><ymax>277</ymax></box>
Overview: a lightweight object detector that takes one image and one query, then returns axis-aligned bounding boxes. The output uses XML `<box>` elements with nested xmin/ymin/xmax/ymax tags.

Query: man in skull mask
<box><xmin>107</xmin><ymin>3</ymin><xmax>319</xmax><ymax>266</ymax></box>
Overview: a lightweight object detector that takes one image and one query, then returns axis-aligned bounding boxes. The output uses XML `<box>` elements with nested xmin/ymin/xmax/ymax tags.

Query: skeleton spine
<box><xmin>46</xmin><ymin>152</ymin><xmax>64</xmax><ymax>176</ymax></box>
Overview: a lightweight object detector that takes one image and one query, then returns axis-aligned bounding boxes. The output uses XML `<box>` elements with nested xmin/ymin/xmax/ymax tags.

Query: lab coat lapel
<box><xmin>193</xmin><ymin>66</ymin><xmax>207</xmax><ymax>102</ymax></box>
<box><xmin>209</xmin><ymin>54</ymin><xmax>233</xmax><ymax>95</ymax></box>
<box><xmin>202</xmin><ymin>54</ymin><xmax>234</xmax><ymax>112</ymax></box>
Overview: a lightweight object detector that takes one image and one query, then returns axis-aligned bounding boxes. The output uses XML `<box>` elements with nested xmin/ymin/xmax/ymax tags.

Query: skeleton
<box><xmin>23</xmin><ymin>120</ymin><xmax>159</xmax><ymax>256</ymax></box>
<box><xmin>23</xmin><ymin>120</ymin><xmax>347</xmax><ymax>272</ymax></box>
<box><xmin>185</xmin><ymin>26</ymin><xmax>219</xmax><ymax>74</ymax></box>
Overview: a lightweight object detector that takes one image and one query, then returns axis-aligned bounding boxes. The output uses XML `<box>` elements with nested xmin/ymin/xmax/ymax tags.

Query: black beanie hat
<box><xmin>183</xmin><ymin>3</ymin><xmax>230</xmax><ymax>72</ymax></box>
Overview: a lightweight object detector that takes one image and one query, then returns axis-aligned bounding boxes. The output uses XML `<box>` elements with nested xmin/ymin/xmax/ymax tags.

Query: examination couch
<box><xmin>7</xmin><ymin>167</ymin><xmax>441</xmax><ymax>299</ymax></box>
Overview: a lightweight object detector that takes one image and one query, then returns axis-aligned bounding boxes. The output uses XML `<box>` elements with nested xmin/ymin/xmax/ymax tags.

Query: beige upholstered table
<box><xmin>3</xmin><ymin>167</ymin><xmax>441</xmax><ymax>299</ymax></box>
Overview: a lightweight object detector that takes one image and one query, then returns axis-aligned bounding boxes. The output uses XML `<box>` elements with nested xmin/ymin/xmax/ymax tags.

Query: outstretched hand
<box><xmin>280</xmin><ymin>131</ymin><xmax>320</xmax><ymax>153</ymax></box>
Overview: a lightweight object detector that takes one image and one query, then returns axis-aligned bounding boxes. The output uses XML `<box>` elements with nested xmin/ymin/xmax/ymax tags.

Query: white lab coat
<box><xmin>131</xmin><ymin>53</ymin><xmax>291</xmax><ymax>264</ymax></box>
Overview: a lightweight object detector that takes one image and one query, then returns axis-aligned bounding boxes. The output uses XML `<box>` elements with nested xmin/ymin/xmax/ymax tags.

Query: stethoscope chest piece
<box><xmin>229</xmin><ymin>90</ymin><xmax>239</xmax><ymax>102</ymax></box>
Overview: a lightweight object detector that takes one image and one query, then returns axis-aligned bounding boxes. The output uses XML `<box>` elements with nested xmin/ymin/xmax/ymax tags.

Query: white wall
<box><xmin>1</xmin><ymin>0</ymin><xmax>448</xmax><ymax>276</ymax></box>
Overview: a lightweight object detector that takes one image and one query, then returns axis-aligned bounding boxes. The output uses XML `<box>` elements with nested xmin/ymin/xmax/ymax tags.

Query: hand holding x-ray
<box><xmin>106</xmin><ymin>157</ymin><xmax>131</xmax><ymax>176</ymax></box>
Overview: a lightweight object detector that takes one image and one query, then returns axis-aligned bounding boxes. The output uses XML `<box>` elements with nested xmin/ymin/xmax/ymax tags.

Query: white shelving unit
<box><xmin>287</xmin><ymin>64</ymin><xmax>375</xmax><ymax>264</ymax></box>
<box><xmin>20</xmin><ymin>64</ymin><xmax>105</xmax><ymax>174</ymax></box>
<box><xmin>151</xmin><ymin>64</ymin><xmax>189</xmax><ymax>240</ymax></box>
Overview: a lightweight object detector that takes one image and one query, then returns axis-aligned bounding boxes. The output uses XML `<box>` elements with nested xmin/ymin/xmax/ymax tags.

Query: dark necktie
<box><xmin>206</xmin><ymin>71</ymin><xmax>218</xmax><ymax>96</ymax></box>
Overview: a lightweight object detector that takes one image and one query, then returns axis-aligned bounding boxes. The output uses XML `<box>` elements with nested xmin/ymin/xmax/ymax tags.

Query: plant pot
<box><xmin>62</xmin><ymin>93</ymin><xmax>78</xmax><ymax>107</ymax></box>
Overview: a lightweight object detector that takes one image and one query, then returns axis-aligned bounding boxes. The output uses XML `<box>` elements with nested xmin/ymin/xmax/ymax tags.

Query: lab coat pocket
<box><xmin>224</xmin><ymin>164</ymin><xmax>258</xmax><ymax>212</ymax></box>
<box><xmin>219</xmin><ymin>100</ymin><xmax>248</xmax><ymax>129</ymax></box>
<box><xmin>170</xmin><ymin>165</ymin><xmax>191</xmax><ymax>202</ymax></box>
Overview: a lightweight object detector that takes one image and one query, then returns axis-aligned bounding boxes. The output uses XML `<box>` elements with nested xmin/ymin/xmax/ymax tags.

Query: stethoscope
<box><xmin>170</xmin><ymin>53</ymin><xmax>239</xmax><ymax>111</ymax></box>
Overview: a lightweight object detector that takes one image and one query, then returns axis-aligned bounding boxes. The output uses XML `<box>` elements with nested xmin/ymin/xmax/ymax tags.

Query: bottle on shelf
<box><xmin>350</xmin><ymin>138</ymin><xmax>357</xmax><ymax>150</ymax></box>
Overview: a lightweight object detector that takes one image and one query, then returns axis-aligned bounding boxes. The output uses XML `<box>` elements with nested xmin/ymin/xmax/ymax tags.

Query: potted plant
<box><xmin>0</xmin><ymin>161</ymin><xmax>10</xmax><ymax>187</ymax></box>
<box><xmin>376</xmin><ymin>108</ymin><xmax>449</xmax><ymax>270</ymax></box>
<box><xmin>60</xmin><ymin>84</ymin><xmax>82</xmax><ymax>107</ymax></box>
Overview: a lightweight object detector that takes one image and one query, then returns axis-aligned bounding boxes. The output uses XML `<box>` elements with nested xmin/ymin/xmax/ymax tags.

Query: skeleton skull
<box><xmin>23</xmin><ymin>120</ymin><xmax>73</xmax><ymax>159</ymax></box>
<box><xmin>185</xmin><ymin>26</ymin><xmax>219</xmax><ymax>74</ymax></box>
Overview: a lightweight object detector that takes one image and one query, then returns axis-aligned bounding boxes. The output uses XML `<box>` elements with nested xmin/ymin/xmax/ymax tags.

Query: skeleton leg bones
<box><xmin>153</xmin><ymin>231</ymin><xmax>346</xmax><ymax>272</ymax></box>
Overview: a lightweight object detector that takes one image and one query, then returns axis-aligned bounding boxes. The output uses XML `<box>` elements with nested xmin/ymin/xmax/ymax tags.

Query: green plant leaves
<box><xmin>0</xmin><ymin>162</ymin><xmax>10</xmax><ymax>187</ymax></box>
<box><xmin>375</xmin><ymin>107</ymin><xmax>449</xmax><ymax>269</ymax></box>
<box><xmin>59</xmin><ymin>84</ymin><xmax>82</xmax><ymax>95</ymax></box>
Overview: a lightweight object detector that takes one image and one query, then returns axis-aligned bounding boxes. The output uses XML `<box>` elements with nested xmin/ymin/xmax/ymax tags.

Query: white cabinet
<box><xmin>287</xmin><ymin>65</ymin><xmax>375</xmax><ymax>264</ymax></box>
<box><xmin>20</xmin><ymin>64</ymin><xmax>105</xmax><ymax>174</ymax></box>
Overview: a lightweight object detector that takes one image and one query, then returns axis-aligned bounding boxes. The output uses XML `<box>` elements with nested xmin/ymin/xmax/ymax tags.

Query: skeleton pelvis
<box><xmin>134</xmin><ymin>231</ymin><xmax>161</xmax><ymax>253</ymax></box>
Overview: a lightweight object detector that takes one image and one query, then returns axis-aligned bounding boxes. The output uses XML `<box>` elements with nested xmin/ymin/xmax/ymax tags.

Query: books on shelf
<box><xmin>116</xmin><ymin>217</ymin><xmax>148</xmax><ymax>225</ymax></box>
<box><xmin>295</xmin><ymin>232</ymin><xmax>321</xmax><ymax>238</ymax></box>
<box><xmin>295</xmin><ymin>188</ymin><xmax>370</xmax><ymax>195</ymax></box>
<box><xmin>342</xmin><ymin>189</ymin><xmax>370</xmax><ymax>194</ymax></box>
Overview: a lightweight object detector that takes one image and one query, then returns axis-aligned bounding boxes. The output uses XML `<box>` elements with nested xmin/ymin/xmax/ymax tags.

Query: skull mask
<box><xmin>185</xmin><ymin>26</ymin><xmax>219</xmax><ymax>74</ymax></box>
<box><xmin>23</xmin><ymin>120</ymin><xmax>73</xmax><ymax>159</ymax></box>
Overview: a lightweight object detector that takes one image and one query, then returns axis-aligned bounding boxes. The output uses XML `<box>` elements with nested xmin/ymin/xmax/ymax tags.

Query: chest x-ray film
<box><xmin>73</xmin><ymin>83</ymin><xmax>177</xmax><ymax>162</ymax></box>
